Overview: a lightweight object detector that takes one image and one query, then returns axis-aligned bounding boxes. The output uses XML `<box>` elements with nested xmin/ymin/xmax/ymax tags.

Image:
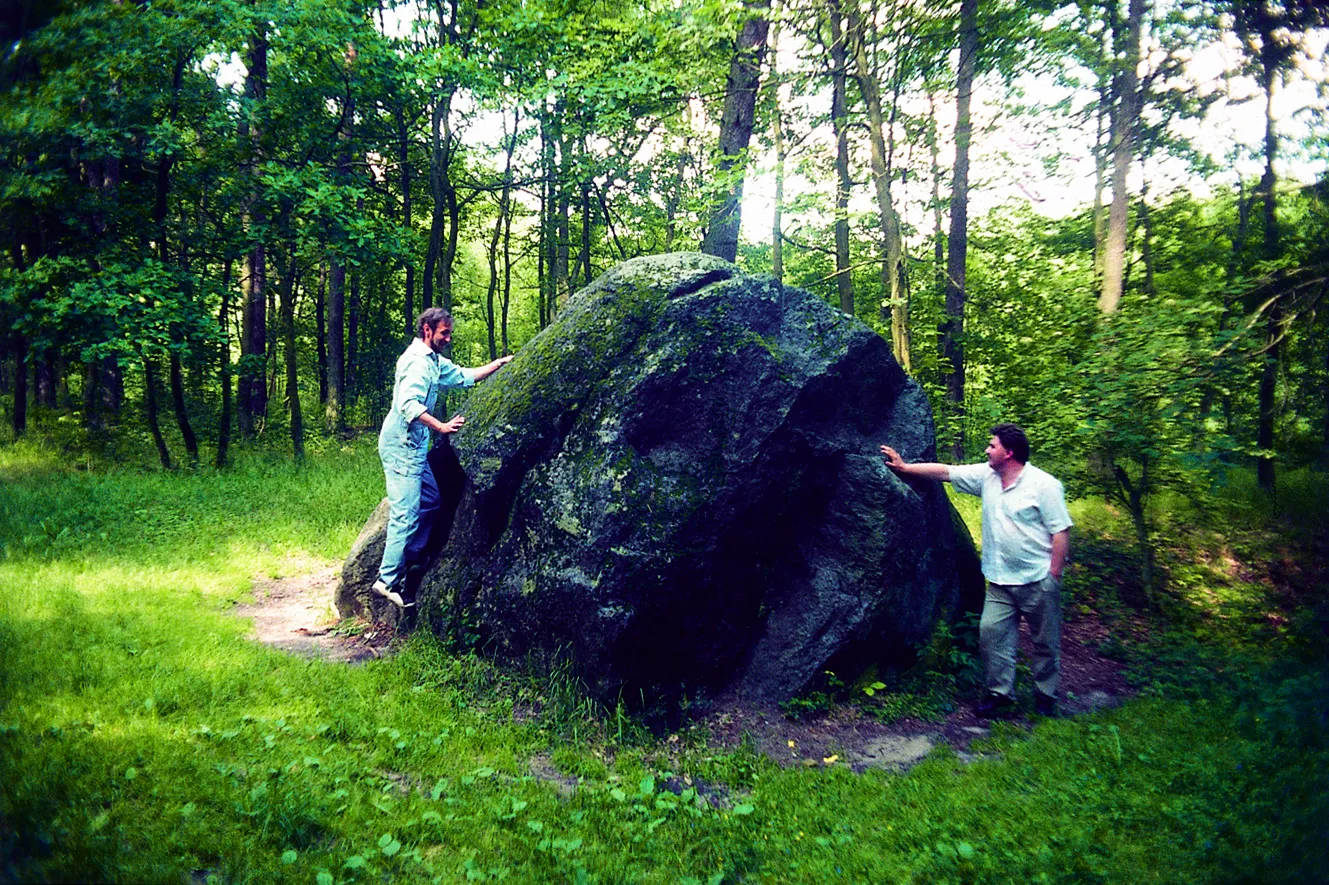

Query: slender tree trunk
<box><xmin>1092</xmin><ymin>86</ymin><xmax>1110</xmax><ymax>286</ymax></box>
<box><xmin>348</xmin><ymin>267</ymin><xmax>361</xmax><ymax>398</ymax></box>
<box><xmin>700</xmin><ymin>0</ymin><xmax>772</xmax><ymax>262</ymax></box>
<box><xmin>35</xmin><ymin>348</ymin><xmax>56</xmax><ymax>409</ymax></box>
<box><xmin>1256</xmin><ymin>51</ymin><xmax>1280</xmax><ymax>493</ymax></box>
<box><xmin>169</xmin><ymin>353</ymin><xmax>198</xmax><ymax>467</ymax></box>
<box><xmin>326</xmin><ymin>259</ymin><xmax>345</xmax><ymax>433</ymax></box>
<box><xmin>142</xmin><ymin>354</ymin><xmax>172</xmax><ymax>469</ymax></box>
<box><xmin>825</xmin><ymin>0</ymin><xmax>855</xmax><ymax>315</ymax></box>
<box><xmin>278</xmin><ymin>249</ymin><xmax>304</xmax><ymax>462</ymax></box>
<box><xmin>770</xmin><ymin>4</ymin><xmax>785</xmax><ymax>282</ymax></box>
<box><xmin>316</xmin><ymin>264</ymin><xmax>328</xmax><ymax>404</ymax></box>
<box><xmin>1100</xmin><ymin>0</ymin><xmax>1144</xmax><ymax>315</ymax></box>
<box><xmin>217</xmin><ymin>260</ymin><xmax>233</xmax><ymax>468</ymax></box>
<box><xmin>397</xmin><ymin>107</ymin><xmax>415</xmax><ymax>339</ymax></box>
<box><xmin>845</xmin><ymin>0</ymin><xmax>910</xmax><ymax>369</ymax></box>
<box><xmin>239</xmin><ymin>25</ymin><xmax>268</xmax><ymax>436</ymax></box>
<box><xmin>10</xmin><ymin>334</ymin><xmax>26</xmax><ymax>437</ymax></box>
<box><xmin>941</xmin><ymin>0</ymin><xmax>977</xmax><ymax>460</ymax></box>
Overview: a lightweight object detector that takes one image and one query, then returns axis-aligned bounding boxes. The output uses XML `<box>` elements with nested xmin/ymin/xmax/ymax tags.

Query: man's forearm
<box><xmin>894</xmin><ymin>462</ymin><xmax>953</xmax><ymax>482</ymax></box>
<box><xmin>471</xmin><ymin>355</ymin><xmax>514</xmax><ymax>383</ymax></box>
<box><xmin>1050</xmin><ymin>529</ymin><xmax>1070</xmax><ymax>579</ymax></box>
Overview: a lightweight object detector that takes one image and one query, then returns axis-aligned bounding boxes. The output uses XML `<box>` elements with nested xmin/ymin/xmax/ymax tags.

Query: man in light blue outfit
<box><xmin>374</xmin><ymin>307</ymin><xmax>513</xmax><ymax>608</ymax></box>
<box><xmin>880</xmin><ymin>423</ymin><xmax>1072</xmax><ymax>717</ymax></box>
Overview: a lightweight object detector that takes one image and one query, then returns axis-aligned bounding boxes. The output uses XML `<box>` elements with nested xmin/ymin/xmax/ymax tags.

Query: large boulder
<box><xmin>342</xmin><ymin>253</ymin><xmax>982</xmax><ymax>701</ymax></box>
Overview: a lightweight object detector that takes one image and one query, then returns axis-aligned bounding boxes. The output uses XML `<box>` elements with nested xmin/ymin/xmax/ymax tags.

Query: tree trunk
<box><xmin>348</xmin><ymin>267</ymin><xmax>361</xmax><ymax>397</ymax></box>
<box><xmin>169</xmin><ymin>353</ymin><xmax>199</xmax><ymax>467</ymax></box>
<box><xmin>700</xmin><ymin>0</ymin><xmax>772</xmax><ymax>262</ymax></box>
<box><xmin>845</xmin><ymin>0</ymin><xmax>910</xmax><ymax>370</ymax></box>
<box><xmin>1099</xmin><ymin>0</ymin><xmax>1144</xmax><ymax>314</ymax></box>
<box><xmin>770</xmin><ymin>5</ymin><xmax>785</xmax><ymax>283</ymax></box>
<box><xmin>826</xmin><ymin>0</ymin><xmax>855</xmax><ymax>315</ymax></box>
<box><xmin>238</xmin><ymin>26</ymin><xmax>268</xmax><ymax>436</ymax></box>
<box><xmin>397</xmin><ymin>106</ymin><xmax>415</xmax><ymax>339</ymax></box>
<box><xmin>10</xmin><ymin>334</ymin><xmax>26</xmax><ymax>438</ymax></box>
<box><xmin>217</xmin><ymin>260</ymin><xmax>233</xmax><ymax>468</ymax></box>
<box><xmin>326</xmin><ymin>259</ymin><xmax>345</xmax><ymax>433</ymax></box>
<box><xmin>1256</xmin><ymin>52</ymin><xmax>1280</xmax><ymax>493</ymax></box>
<box><xmin>278</xmin><ymin>249</ymin><xmax>304</xmax><ymax>462</ymax></box>
<box><xmin>316</xmin><ymin>264</ymin><xmax>328</xmax><ymax>404</ymax></box>
<box><xmin>941</xmin><ymin>0</ymin><xmax>977</xmax><ymax>460</ymax></box>
<box><xmin>36</xmin><ymin>348</ymin><xmax>57</xmax><ymax>409</ymax></box>
<box><xmin>143</xmin><ymin>354</ymin><xmax>172</xmax><ymax>469</ymax></box>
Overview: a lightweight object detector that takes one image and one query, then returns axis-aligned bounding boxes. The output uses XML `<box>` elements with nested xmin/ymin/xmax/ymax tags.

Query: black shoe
<box><xmin>975</xmin><ymin>692</ymin><xmax>1015</xmax><ymax>719</ymax></box>
<box><xmin>1034</xmin><ymin>693</ymin><xmax>1057</xmax><ymax>717</ymax></box>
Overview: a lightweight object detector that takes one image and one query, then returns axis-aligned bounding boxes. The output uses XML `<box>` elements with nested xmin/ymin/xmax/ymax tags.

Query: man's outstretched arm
<box><xmin>470</xmin><ymin>354</ymin><xmax>514</xmax><ymax>383</ymax></box>
<box><xmin>879</xmin><ymin>445</ymin><xmax>953</xmax><ymax>482</ymax></box>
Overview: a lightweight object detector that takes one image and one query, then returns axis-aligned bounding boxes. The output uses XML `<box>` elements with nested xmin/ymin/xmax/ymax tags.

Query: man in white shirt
<box><xmin>880</xmin><ymin>423</ymin><xmax>1072</xmax><ymax>717</ymax></box>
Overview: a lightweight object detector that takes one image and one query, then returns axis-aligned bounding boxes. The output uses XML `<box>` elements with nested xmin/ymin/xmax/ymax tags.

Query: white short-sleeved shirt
<box><xmin>950</xmin><ymin>462</ymin><xmax>1073</xmax><ymax>585</ymax></box>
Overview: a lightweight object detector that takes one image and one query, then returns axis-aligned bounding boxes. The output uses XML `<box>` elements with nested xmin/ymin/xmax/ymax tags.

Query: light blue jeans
<box><xmin>980</xmin><ymin>574</ymin><xmax>1062</xmax><ymax>699</ymax></box>
<box><xmin>377</xmin><ymin>465</ymin><xmax>440</xmax><ymax>590</ymax></box>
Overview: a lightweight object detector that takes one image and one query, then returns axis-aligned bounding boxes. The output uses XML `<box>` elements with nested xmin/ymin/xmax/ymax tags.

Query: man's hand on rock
<box><xmin>441</xmin><ymin>415</ymin><xmax>466</xmax><ymax>433</ymax></box>
<box><xmin>880</xmin><ymin>445</ymin><xmax>906</xmax><ymax>470</ymax></box>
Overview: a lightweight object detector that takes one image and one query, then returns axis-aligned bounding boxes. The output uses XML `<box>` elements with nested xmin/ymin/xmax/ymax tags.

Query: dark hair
<box><xmin>417</xmin><ymin>307</ymin><xmax>452</xmax><ymax>338</ymax></box>
<box><xmin>990</xmin><ymin>423</ymin><xmax>1030</xmax><ymax>463</ymax></box>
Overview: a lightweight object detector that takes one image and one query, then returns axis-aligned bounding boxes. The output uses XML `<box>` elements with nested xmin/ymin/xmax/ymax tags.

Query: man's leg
<box><xmin>378</xmin><ymin>467</ymin><xmax>423</xmax><ymax>591</ymax></box>
<box><xmin>1021</xmin><ymin>574</ymin><xmax>1063</xmax><ymax>703</ymax></box>
<box><xmin>404</xmin><ymin>465</ymin><xmax>440</xmax><ymax>567</ymax></box>
<box><xmin>979</xmin><ymin>583</ymin><xmax>1020</xmax><ymax>699</ymax></box>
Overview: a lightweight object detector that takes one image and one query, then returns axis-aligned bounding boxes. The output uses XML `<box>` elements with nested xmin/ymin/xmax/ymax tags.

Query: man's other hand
<box><xmin>441</xmin><ymin>415</ymin><xmax>466</xmax><ymax>433</ymax></box>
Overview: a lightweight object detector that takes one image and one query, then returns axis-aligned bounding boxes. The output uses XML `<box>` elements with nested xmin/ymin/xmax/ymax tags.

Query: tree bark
<box><xmin>845</xmin><ymin>0</ymin><xmax>910</xmax><ymax>369</ymax></box>
<box><xmin>1099</xmin><ymin>0</ymin><xmax>1144</xmax><ymax>314</ymax></box>
<box><xmin>326</xmin><ymin>259</ymin><xmax>345</xmax><ymax>434</ymax></box>
<box><xmin>217</xmin><ymin>260</ymin><xmax>233</xmax><ymax>468</ymax></box>
<box><xmin>10</xmin><ymin>334</ymin><xmax>26</xmax><ymax>438</ymax></box>
<box><xmin>770</xmin><ymin>5</ymin><xmax>785</xmax><ymax>283</ymax></box>
<box><xmin>700</xmin><ymin>0</ymin><xmax>772</xmax><ymax>262</ymax></box>
<box><xmin>143</xmin><ymin>354</ymin><xmax>172</xmax><ymax>469</ymax></box>
<box><xmin>169</xmin><ymin>353</ymin><xmax>198</xmax><ymax>467</ymax></box>
<box><xmin>316</xmin><ymin>264</ymin><xmax>328</xmax><ymax>404</ymax></box>
<box><xmin>397</xmin><ymin>106</ymin><xmax>415</xmax><ymax>339</ymax></box>
<box><xmin>1256</xmin><ymin>50</ymin><xmax>1280</xmax><ymax>493</ymax></box>
<box><xmin>827</xmin><ymin>0</ymin><xmax>855</xmax><ymax>316</ymax></box>
<box><xmin>238</xmin><ymin>25</ymin><xmax>268</xmax><ymax>436</ymax></box>
<box><xmin>278</xmin><ymin>249</ymin><xmax>304</xmax><ymax>462</ymax></box>
<box><xmin>941</xmin><ymin>0</ymin><xmax>977</xmax><ymax>460</ymax></box>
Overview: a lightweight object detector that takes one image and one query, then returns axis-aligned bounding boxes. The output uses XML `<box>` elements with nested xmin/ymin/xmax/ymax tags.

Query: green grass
<box><xmin>2</xmin><ymin>439</ymin><xmax>1327</xmax><ymax>883</ymax></box>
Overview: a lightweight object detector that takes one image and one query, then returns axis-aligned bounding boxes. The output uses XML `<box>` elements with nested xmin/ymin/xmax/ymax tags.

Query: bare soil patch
<box><xmin>234</xmin><ymin>564</ymin><xmax>396</xmax><ymax>663</ymax></box>
<box><xmin>698</xmin><ymin>609</ymin><xmax>1132</xmax><ymax>773</ymax></box>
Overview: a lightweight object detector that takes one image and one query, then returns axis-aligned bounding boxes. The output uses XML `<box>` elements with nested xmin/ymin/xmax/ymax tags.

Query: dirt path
<box><xmin>236</xmin><ymin>569</ymin><xmax>1131</xmax><ymax>771</ymax></box>
<box><xmin>234</xmin><ymin>564</ymin><xmax>395</xmax><ymax>664</ymax></box>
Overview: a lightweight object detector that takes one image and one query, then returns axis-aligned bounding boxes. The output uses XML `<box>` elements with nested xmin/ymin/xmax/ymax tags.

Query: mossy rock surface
<box><xmin>345</xmin><ymin>253</ymin><xmax>982</xmax><ymax>701</ymax></box>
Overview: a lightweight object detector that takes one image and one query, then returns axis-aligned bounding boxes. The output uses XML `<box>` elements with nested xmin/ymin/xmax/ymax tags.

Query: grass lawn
<box><xmin>2</xmin><ymin>437</ymin><xmax>1326</xmax><ymax>883</ymax></box>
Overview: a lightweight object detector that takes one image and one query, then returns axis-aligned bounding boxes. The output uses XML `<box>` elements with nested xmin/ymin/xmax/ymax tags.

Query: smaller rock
<box><xmin>335</xmin><ymin>498</ymin><xmax>393</xmax><ymax>620</ymax></box>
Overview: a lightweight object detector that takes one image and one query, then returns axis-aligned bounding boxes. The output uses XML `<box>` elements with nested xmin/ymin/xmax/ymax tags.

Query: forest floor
<box><xmin>237</xmin><ymin>566</ymin><xmax>1133</xmax><ymax>773</ymax></box>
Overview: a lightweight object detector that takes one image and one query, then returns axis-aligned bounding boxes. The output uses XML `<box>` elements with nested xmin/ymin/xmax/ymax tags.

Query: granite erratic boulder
<box><xmin>339</xmin><ymin>252</ymin><xmax>983</xmax><ymax>701</ymax></box>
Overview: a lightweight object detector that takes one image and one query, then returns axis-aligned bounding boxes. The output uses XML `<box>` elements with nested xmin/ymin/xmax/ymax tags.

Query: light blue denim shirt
<box><xmin>378</xmin><ymin>338</ymin><xmax>475</xmax><ymax>475</ymax></box>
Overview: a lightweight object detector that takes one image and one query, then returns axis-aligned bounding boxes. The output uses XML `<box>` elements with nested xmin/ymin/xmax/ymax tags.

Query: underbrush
<box><xmin>2</xmin><ymin>445</ymin><xmax>1327</xmax><ymax>883</ymax></box>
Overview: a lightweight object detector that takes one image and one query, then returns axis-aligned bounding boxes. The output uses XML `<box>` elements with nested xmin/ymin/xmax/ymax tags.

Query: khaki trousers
<box><xmin>980</xmin><ymin>575</ymin><xmax>1062</xmax><ymax>699</ymax></box>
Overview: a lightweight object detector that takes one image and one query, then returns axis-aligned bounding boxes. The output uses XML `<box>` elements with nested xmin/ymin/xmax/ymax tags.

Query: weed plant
<box><xmin>2</xmin><ymin>437</ymin><xmax>1327</xmax><ymax>883</ymax></box>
